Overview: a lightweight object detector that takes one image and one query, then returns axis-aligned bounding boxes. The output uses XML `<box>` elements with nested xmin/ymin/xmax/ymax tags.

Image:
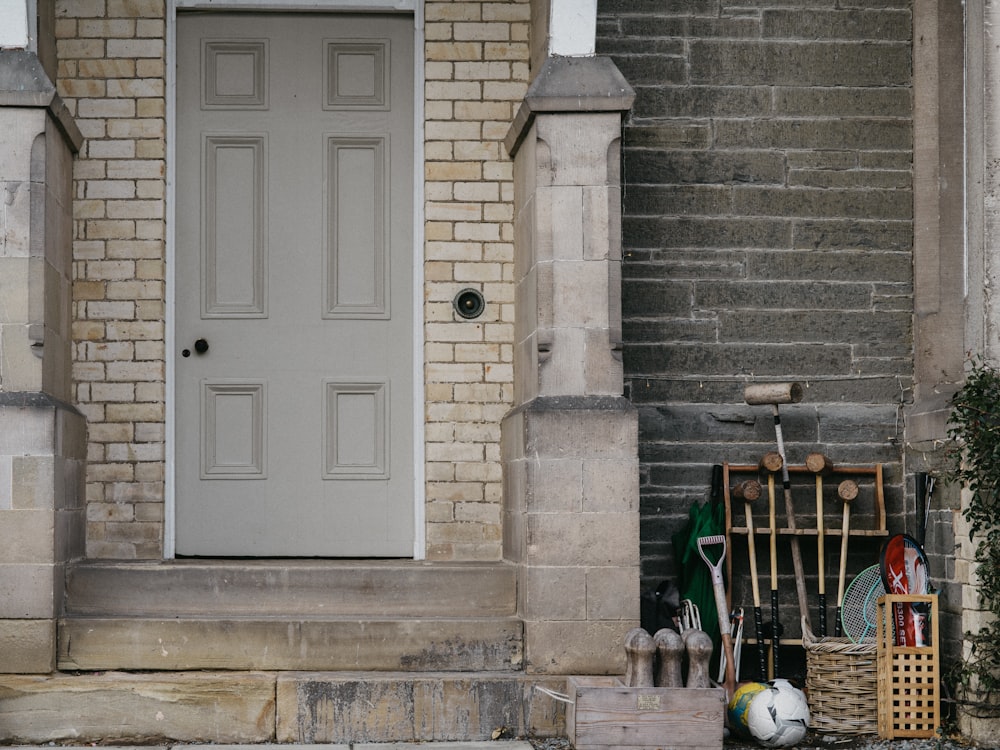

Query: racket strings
<box><xmin>841</xmin><ymin>565</ymin><xmax>886</xmax><ymax>643</ymax></box>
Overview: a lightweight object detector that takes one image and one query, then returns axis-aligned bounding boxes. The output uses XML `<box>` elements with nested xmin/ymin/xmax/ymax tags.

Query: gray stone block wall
<box><xmin>597</xmin><ymin>1</ymin><xmax>914</xmax><ymax>637</ymax></box>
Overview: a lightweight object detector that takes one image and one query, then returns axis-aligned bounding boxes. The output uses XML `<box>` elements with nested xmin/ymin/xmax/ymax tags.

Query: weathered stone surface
<box><xmin>690</xmin><ymin>41</ymin><xmax>911</xmax><ymax>86</ymax></box>
<box><xmin>513</xmin><ymin>396</ymin><xmax>638</xmax><ymax>459</ymax></box>
<box><xmin>625</xmin><ymin>185</ymin><xmax>731</xmax><ymax>217</ymax></box>
<box><xmin>58</xmin><ymin>616</ymin><xmax>523</xmax><ymax>672</ymax></box>
<box><xmin>623</xmin><ymin>123</ymin><xmax>711</xmax><ymax>149</ymax></box>
<box><xmin>622</xmin><ymin>280</ymin><xmax>699</xmax><ymax>318</ymax></box>
<box><xmin>0</xmin><ymin>563</ymin><xmax>59</xmax><ymax>619</ymax></box>
<box><xmin>64</xmin><ymin>560</ymin><xmax>517</xmax><ymax>618</ymax></box>
<box><xmin>774</xmin><ymin>87</ymin><xmax>912</xmax><ymax>118</ymax></box>
<box><xmin>625</xmin><ymin>342</ymin><xmax>854</xmax><ymax>379</ymax></box>
<box><xmin>632</xmin><ymin>86</ymin><xmax>772</xmax><ymax>120</ymax></box>
<box><xmin>522</xmin><ymin>566</ymin><xmax>587</xmax><ymax>621</ymax></box>
<box><xmin>582</xmin><ymin>458</ymin><xmax>640</xmax><ymax>512</ymax></box>
<box><xmin>718</xmin><ymin>310</ymin><xmax>912</xmax><ymax>346</ymax></box>
<box><xmin>585</xmin><ymin>565</ymin><xmax>641</xmax><ymax>621</ymax></box>
<box><xmin>526</xmin><ymin>512</ymin><xmax>638</xmax><ymax>568</ymax></box>
<box><xmin>0</xmin><ymin>620</ymin><xmax>54</xmax><ymax>673</ymax></box>
<box><xmin>611</xmin><ymin>55</ymin><xmax>685</xmax><ymax>86</ymax></box>
<box><xmin>0</xmin><ymin>511</ymin><xmax>55</xmax><ymax>563</ymax></box>
<box><xmin>276</xmin><ymin>673</ymin><xmax>565</xmax><ymax>743</ymax></box>
<box><xmin>792</xmin><ymin>219</ymin><xmax>913</xmax><ymax>251</ymax></box>
<box><xmin>512</xmin><ymin>107</ymin><xmax>628</xmax><ymax>402</ymax></box>
<box><xmin>714</xmin><ymin>118</ymin><xmax>912</xmax><ymax>151</ymax></box>
<box><xmin>0</xmin><ymin>671</ymin><xmax>276</xmax><ymax>744</ymax></box>
<box><xmin>623</xmin><ymin>149</ymin><xmax>785</xmax><ymax>186</ymax></box>
<box><xmin>522</xmin><ymin>620</ymin><xmax>630</xmax><ymax>675</ymax></box>
<box><xmin>745</xmin><ymin>249</ymin><xmax>912</xmax><ymax>283</ymax></box>
<box><xmin>761</xmin><ymin>9</ymin><xmax>911</xmax><ymax>41</ymax></box>
<box><xmin>733</xmin><ymin>185</ymin><xmax>911</xmax><ymax>220</ymax></box>
<box><xmin>625</xmin><ymin>216</ymin><xmax>792</xmax><ymax>250</ymax></box>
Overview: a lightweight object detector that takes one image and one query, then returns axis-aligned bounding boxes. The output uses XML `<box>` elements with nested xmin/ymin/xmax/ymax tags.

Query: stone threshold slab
<box><xmin>0</xmin><ymin>671</ymin><xmax>565</xmax><ymax>744</ymax></box>
<box><xmin>4</xmin><ymin>745</ymin><xmax>534</xmax><ymax>750</ymax></box>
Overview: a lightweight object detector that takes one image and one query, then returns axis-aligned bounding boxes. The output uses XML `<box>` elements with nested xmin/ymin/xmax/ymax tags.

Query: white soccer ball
<box><xmin>746</xmin><ymin>679</ymin><xmax>810</xmax><ymax>747</ymax></box>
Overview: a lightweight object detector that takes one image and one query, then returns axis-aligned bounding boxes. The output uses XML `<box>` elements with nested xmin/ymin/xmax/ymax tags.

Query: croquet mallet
<box><xmin>744</xmin><ymin>383</ymin><xmax>811</xmax><ymax>636</ymax></box>
<box><xmin>806</xmin><ymin>452</ymin><xmax>834</xmax><ymax>636</ymax></box>
<box><xmin>732</xmin><ymin>478</ymin><xmax>767</xmax><ymax>681</ymax></box>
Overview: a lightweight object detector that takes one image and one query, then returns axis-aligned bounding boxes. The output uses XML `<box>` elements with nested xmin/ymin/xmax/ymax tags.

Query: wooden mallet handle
<box><xmin>736</xmin><ymin>479</ymin><xmax>768</xmax><ymax>680</ymax></box>
<box><xmin>834</xmin><ymin>479</ymin><xmax>858</xmax><ymax>637</ymax></box>
<box><xmin>807</xmin><ymin>453</ymin><xmax>832</xmax><ymax>636</ymax></box>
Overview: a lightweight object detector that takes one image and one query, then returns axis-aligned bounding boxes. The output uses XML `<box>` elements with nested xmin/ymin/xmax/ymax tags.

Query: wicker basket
<box><xmin>803</xmin><ymin>620</ymin><xmax>879</xmax><ymax>735</ymax></box>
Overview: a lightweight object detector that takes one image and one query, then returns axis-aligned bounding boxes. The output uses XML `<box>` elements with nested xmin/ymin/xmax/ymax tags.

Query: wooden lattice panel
<box><xmin>876</xmin><ymin>594</ymin><xmax>940</xmax><ymax>739</ymax></box>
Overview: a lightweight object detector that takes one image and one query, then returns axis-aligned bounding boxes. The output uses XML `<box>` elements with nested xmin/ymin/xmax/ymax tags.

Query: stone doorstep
<box><xmin>4</xmin><ymin>745</ymin><xmax>533</xmax><ymax>750</ymax></box>
<box><xmin>58</xmin><ymin>560</ymin><xmax>524</xmax><ymax>673</ymax></box>
<box><xmin>0</xmin><ymin>671</ymin><xmax>567</xmax><ymax>745</ymax></box>
<box><xmin>64</xmin><ymin>560</ymin><xmax>519</xmax><ymax>618</ymax></box>
<box><xmin>58</xmin><ymin>616</ymin><xmax>524</xmax><ymax>672</ymax></box>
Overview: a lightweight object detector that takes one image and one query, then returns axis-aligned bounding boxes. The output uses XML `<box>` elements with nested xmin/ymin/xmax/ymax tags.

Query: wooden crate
<box><xmin>565</xmin><ymin>676</ymin><xmax>725</xmax><ymax>750</ymax></box>
<box><xmin>876</xmin><ymin>594</ymin><xmax>940</xmax><ymax>739</ymax></box>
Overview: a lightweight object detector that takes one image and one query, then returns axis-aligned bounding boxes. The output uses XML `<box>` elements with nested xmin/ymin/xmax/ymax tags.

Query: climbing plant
<box><xmin>946</xmin><ymin>358</ymin><xmax>1000</xmax><ymax>714</ymax></box>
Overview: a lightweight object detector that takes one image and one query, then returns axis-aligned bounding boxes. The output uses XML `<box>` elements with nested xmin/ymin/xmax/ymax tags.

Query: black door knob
<box><xmin>183</xmin><ymin>339</ymin><xmax>210</xmax><ymax>358</ymax></box>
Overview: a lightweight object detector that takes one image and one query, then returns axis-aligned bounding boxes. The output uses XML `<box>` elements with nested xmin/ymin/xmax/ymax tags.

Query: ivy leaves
<box><xmin>946</xmin><ymin>358</ymin><xmax>1000</xmax><ymax>712</ymax></box>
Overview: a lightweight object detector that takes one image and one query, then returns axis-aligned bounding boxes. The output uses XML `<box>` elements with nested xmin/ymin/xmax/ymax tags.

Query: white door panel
<box><xmin>175</xmin><ymin>13</ymin><xmax>414</xmax><ymax>556</ymax></box>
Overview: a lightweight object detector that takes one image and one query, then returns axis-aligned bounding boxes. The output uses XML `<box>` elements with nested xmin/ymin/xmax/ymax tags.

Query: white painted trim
<box><xmin>411</xmin><ymin>1</ymin><xmax>426</xmax><ymax>561</ymax></box>
<box><xmin>549</xmin><ymin>0</ymin><xmax>596</xmax><ymax>57</ymax></box>
<box><xmin>164</xmin><ymin>0</ymin><xmax>179</xmax><ymax>559</ymax></box>
<box><xmin>165</xmin><ymin>0</ymin><xmax>426</xmax><ymax>560</ymax></box>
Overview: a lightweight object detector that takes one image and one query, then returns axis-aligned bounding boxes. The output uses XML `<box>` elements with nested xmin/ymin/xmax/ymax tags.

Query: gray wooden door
<box><xmin>174</xmin><ymin>13</ymin><xmax>415</xmax><ymax>556</ymax></box>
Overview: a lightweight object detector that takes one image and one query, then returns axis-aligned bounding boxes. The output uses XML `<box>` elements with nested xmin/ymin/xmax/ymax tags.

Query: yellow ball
<box><xmin>728</xmin><ymin>681</ymin><xmax>769</xmax><ymax>738</ymax></box>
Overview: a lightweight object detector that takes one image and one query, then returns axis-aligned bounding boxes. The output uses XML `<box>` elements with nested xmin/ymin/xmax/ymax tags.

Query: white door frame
<box><xmin>164</xmin><ymin>0</ymin><xmax>426</xmax><ymax>559</ymax></box>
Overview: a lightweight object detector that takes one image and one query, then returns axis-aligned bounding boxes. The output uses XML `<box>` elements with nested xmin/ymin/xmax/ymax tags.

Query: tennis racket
<box><xmin>840</xmin><ymin>565</ymin><xmax>886</xmax><ymax>643</ymax></box>
<box><xmin>880</xmin><ymin>533</ymin><xmax>932</xmax><ymax>646</ymax></box>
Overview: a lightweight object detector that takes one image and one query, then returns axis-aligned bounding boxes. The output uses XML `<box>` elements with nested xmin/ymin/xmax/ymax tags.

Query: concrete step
<box><xmin>65</xmin><ymin>560</ymin><xmax>517</xmax><ymax>617</ymax></box>
<box><xmin>60</xmin><ymin>560</ymin><xmax>523</xmax><ymax>672</ymax></box>
<box><xmin>58</xmin><ymin>615</ymin><xmax>524</xmax><ymax>671</ymax></box>
<box><xmin>0</xmin><ymin>671</ymin><xmax>567</xmax><ymax>744</ymax></box>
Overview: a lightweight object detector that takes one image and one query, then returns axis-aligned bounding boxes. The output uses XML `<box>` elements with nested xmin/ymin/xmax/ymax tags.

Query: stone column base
<box><xmin>0</xmin><ymin>395</ymin><xmax>86</xmax><ymax>674</ymax></box>
<box><xmin>503</xmin><ymin>395</ymin><xmax>640</xmax><ymax>675</ymax></box>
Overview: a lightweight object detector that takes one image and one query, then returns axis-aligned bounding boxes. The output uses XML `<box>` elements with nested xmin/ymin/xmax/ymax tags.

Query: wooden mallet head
<box><xmin>744</xmin><ymin>382</ymin><xmax>803</xmax><ymax>406</ymax></box>
<box><xmin>732</xmin><ymin>479</ymin><xmax>763</xmax><ymax>503</ymax></box>
<box><xmin>837</xmin><ymin>479</ymin><xmax>859</xmax><ymax>504</ymax></box>
<box><xmin>806</xmin><ymin>452</ymin><xmax>835</xmax><ymax>475</ymax></box>
<box><xmin>759</xmin><ymin>451</ymin><xmax>783</xmax><ymax>473</ymax></box>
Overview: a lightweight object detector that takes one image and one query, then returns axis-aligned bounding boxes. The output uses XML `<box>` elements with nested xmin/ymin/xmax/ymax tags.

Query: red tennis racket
<box><xmin>879</xmin><ymin>534</ymin><xmax>932</xmax><ymax>646</ymax></box>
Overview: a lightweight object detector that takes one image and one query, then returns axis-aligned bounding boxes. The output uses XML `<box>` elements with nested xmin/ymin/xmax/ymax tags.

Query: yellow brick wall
<box><xmin>55</xmin><ymin>0</ymin><xmax>527</xmax><ymax>561</ymax></box>
<box><xmin>56</xmin><ymin>0</ymin><xmax>167</xmax><ymax>559</ymax></box>
<box><xmin>423</xmin><ymin>0</ymin><xmax>528</xmax><ymax>560</ymax></box>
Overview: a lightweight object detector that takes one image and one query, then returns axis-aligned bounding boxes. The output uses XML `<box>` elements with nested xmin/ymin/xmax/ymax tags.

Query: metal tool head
<box><xmin>696</xmin><ymin>534</ymin><xmax>727</xmax><ymax>568</ymax></box>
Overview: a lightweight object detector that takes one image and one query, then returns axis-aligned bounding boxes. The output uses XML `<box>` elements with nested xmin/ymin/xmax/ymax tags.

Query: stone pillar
<box><xmin>955</xmin><ymin>0</ymin><xmax>1000</xmax><ymax>739</ymax></box>
<box><xmin>0</xmin><ymin>42</ymin><xmax>85</xmax><ymax>672</ymax></box>
<box><xmin>502</xmin><ymin>56</ymin><xmax>638</xmax><ymax>674</ymax></box>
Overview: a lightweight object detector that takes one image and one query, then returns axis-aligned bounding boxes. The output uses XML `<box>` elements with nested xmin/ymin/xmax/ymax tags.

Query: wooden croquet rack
<box><xmin>721</xmin><ymin>462</ymin><xmax>888</xmax><ymax>646</ymax></box>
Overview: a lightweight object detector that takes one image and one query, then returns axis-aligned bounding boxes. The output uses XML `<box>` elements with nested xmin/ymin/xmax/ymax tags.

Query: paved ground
<box><xmin>3</xmin><ymin>745</ymin><xmax>534</xmax><ymax>750</ymax></box>
<box><xmin>3</xmin><ymin>735</ymin><xmax>993</xmax><ymax>749</ymax></box>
